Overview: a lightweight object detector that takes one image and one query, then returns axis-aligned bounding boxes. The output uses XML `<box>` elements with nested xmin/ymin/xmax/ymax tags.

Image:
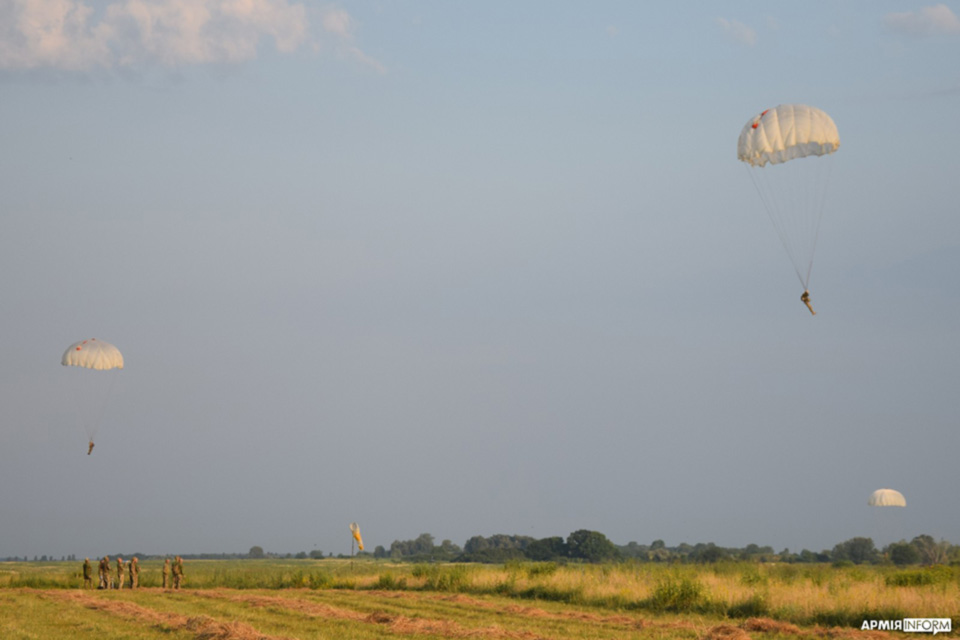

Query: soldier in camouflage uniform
<box><xmin>100</xmin><ymin>556</ymin><xmax>112</xmax><ymax>589</ymax></box>
<box><xmin>82</xmin><ymin>558</ymin><xmax>93</xmax><ymax>588</ymax></box>
<box><xmin>162</xmin><ymin>557</ymin><xmax>170</xmax><ymax>588</ymax></box>
<box><xmin>172</xmin><ymin>555</ymin><xmax>184</xmax><ymax>589</ymax></box>
<box><xmin>116</xmin><ymin>557</ymin><xmax>125</xmax><ymax>589</ymax></box>
<box><xmin>129</xmin><ymin>556</ymin><xmax>139</xmax><ymax>589</ymax></box>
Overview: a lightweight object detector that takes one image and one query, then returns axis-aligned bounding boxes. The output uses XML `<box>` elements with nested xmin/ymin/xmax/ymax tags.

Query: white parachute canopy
<box><xmin>868</xmin><ymin>488</ymin><xmax>906</xmax><ymax>507</ymax></box>
<box><xmin>738</xmin><ymin>104</ymin><xmax>840</xmax><ymax>289</ymax></box>
<box><xmin>61</xmin><ymin>338</ymin><xmax>123</xmax><ymax>444</ymax></box>
<box><xmin>62</xmin><ymin>338</ymin><xmax>124</xmax><ymax>370</ymax></box>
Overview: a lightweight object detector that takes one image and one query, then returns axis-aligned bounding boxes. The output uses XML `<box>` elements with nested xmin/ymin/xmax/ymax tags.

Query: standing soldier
<box><xmin>129</xmin><ymin>557</ymin><xmax>140</xmax><ymax>589</ymax></box>
<box><xmin>100</xmin><ymin>556</ymin><xmax>112</xmax><ymax>589</ymax></box>
<box><xmin>82</xmin><ymin>558</ymin><xmax>93</xmax><ymax>588</ymax></box>
<box><xmin>116</xmin><ymin>557</ymin><xmax>125</xmax><ymax>589</ymax></box>
<box><xmin>162</xmin><ymin>557</ymin><xmax>170</xmax><ymax>589</ymax></box>
<box><xmin>172</xmin><ymin>555</ymin><xmax>183</xmax><ymax>589</ymax></box>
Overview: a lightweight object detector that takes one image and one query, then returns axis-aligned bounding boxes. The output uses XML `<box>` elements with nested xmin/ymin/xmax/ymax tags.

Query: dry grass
<box><xmin>703</xmin><ymin>624</ymin><xmax>752</xmax><ymax>640</ymax></box>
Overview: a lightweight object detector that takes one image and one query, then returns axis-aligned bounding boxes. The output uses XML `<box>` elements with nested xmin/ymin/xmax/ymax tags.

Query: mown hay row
<box><xmin>38</xmin><ymin>590</ymin><xmax>294</xmax><ymax>640</ymax></box>
<box><xmin>195</xmin><ymin>590</ymin><xmax>551</xmax><ymax>640</ymax></box>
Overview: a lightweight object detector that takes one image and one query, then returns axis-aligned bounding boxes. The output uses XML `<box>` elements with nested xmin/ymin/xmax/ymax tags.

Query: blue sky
<box><xmin>1</xmin><ymin>0</ymin><xmax>958</xmax><ymax>559</ymax></box>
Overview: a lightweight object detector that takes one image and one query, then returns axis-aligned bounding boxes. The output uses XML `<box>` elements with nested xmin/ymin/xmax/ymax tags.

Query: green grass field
<box><xmin>1</xmin><ymin>559</ymin><xmax>957</xmax><ymax>639</ymax></box>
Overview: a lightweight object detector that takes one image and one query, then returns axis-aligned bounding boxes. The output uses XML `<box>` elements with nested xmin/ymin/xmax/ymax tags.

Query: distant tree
<box><xmin>294</xmin><ymin>551</ymin><xmax>308</xmax><ymax>559</ymax></box>
<box><xmin>526</xmin><ymin>537</ymin><xmax>568</xmax><ymax>561</ymax></box>
<box><xmin>464</xmin><ymin>534</ymin><xmax>532</xmax><ymax>555</ymax></box>
<box><xmin>566</xmin><ymin>530</ymin><xmax>619</xmax><ymax>563</ymax></box>
<box><xmin>692</xmin><ymin>543</ymin><xmax>727</xmax><ymax>563</ymax></box>
<box><xmin>618</xmin><ymin>541</ymin><xmax>648</xmax><ymax>559</ymax></box>
<box><xmin>373</xmin><ymin>545</ymin><xmax>387</xmax><ymax>558</ymax></box>
<box><xmin>648</xmin><ymin>546</ymin><xmax>674</xmax><ymax>562</ymax></box>
<box><xmin>438</xmin><ymin>539</ymin><xmax>462</xmax><ymax>557</ymax></box>
<box><xmin>308</xmin><ymin>550</ymin><xmax>324</xmax><ymax>559</ymax></box>
<box><xmin>248</xmin><ymin>546</ymin><xmax>265</xmax><ymax>559</ymax></box>
<box><xmin>911</xmin><ymin>535</ymin><xmax>949</xmax><ymax>565</ymax></box>
<box><xmin>832</xmin><ymin>537</ymin><xmax>877</xmax><ymax>564</ymax></box>
<box><xmin>463</xmin><ymin>536</ymin><xmax>489</xmax><ymax>554</ymax></box>
<box><xmin>389</xmin><ymin>533</ymin><xmax>438</xmax><ymax>559</ymax></box>
<box><xmin>888</xmin><ymin>542</ymin><xmax>921</xmax><ymax>566</ymax></box>
<box><xmin>650</xmin><ymin>539</ymin><xmax>666</xmax><ymax>550</ymax></box>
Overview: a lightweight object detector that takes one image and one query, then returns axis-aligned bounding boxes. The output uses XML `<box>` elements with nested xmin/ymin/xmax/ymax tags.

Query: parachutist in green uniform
<box><xmin>87</xmin><ymin>440</ymin><xmax>94</xmax><ymax>455</ymax></box>
<box><xmin>100</xmin><ymin>556</ymin><xmax>112</xmax><ymax>589</ymax></box>
<box><xmin>83</xmin><ymin>558</ymin><xmax>93</xmax><ymax>588</ymax></box>
<box><xmin>129</xmin><ymin>556</ymin><xmax>139</xmax><ymax>588</ymax></box>
<box><xmin>172</xmin><ymin>556</ymin><xmax>184</xmax><ymax>589</ymax></box>
<box><xmin>801</xmin><ymin>290</ymin><xmax>816</xmax><ymax>316</ymax></box>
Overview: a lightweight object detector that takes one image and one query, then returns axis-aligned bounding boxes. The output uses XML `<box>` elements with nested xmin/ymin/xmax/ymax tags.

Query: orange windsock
<box><xmin>349</xmin><ymin>522</ymin><xmax>364</xmax><ymax>551</ymax></box>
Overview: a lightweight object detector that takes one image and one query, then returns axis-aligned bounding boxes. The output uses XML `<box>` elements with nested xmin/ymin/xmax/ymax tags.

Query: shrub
<box><xmin>414</xmin><ymin>564</ymin><xmax>472</xmax><ymax>592</ymax></box>
<box><xmin>524</xmin><ymin>562</ymin><xmax>559</xmax><ymax>578</ymax></box>
<box><xmin>885</xmin><ymin>565</ymin><xmax>954</xmax><ymax>587</ymax></box>
<box><xmin>644</xmin><ymin>574</ymin><xmax>709</xmax><ymax>613</ymax></box>
<box><xmin>738</xmin><ymin>566</ymin><xmax>767</xmax><ymax>587</ymax></box>
<box><xmin>373</xmin><ymin>571</ymin><xmax>406</xmax><ymax>590</ymax></box>
<box><xmin>727</xmin><ymin>594</ymin><xmax>769</xmax><ymax>618</ymax></box>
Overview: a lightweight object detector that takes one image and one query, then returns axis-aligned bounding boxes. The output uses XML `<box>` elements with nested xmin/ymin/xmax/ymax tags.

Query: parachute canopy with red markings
<box><xmin>61</xmin><ymin>339</ymin><xmax>124</xmax><ymax>371</ymax></box>
<box><xmin>738</xmin><ymin>104</ymin><xmax>840</xmax><ymax>167</ymax></box>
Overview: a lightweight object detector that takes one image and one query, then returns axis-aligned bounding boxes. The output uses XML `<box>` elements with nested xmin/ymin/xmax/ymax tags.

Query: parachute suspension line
<box><xmin>803</xmin><ymin>157</ymin><xmax>834</xmax><ymax>289</ymax></box>
<box><xmin>86</xmin><ymin>372</ymin><xmax>120</xmax><ymax>442</ymax></box>
<box><xmin>744</xmin><ymin>164</ymin><xmax>807</xmax><ymax>288</ymax></box>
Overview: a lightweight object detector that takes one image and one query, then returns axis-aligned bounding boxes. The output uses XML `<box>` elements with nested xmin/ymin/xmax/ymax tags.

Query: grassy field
<box><xmin>1</xmin><ymin>559</ymin><xmax>957</xmax><ymax>639</ymax></box>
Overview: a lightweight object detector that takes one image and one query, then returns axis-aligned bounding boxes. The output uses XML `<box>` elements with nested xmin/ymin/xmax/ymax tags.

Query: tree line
<box><xmin>6</xmin><ymin>532</ymin><xmax>956</xmax><ymax>566</ymax></box>
<box><xmin>369</xmin><ymin>531</ymin><xmax>960</xmax><ymax>566</ymax></box>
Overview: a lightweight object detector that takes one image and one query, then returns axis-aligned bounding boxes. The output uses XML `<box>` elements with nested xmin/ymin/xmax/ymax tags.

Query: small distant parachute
<box><xmin>868</xmin><ymin>488</ymin><xmax>906</xmax><ymax>507</ymax></box>
<box><xmin>349</xmin><ymin>522</ymin><xmax>364</xmax><ymax>552</ymax></box>
<box><xmin>738</xmin><ymin>104</ymin><xmax>840</xmax><ymax>293</ymax></box>
<box><xmin>61</xmin><ymin>338</ymin><xmax>124</xmax><ymax>453</ymax></box>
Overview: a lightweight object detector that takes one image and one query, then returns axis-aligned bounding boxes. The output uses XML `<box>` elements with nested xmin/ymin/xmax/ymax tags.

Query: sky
<box><xmin>1</xmin><ymin>0</ymin><xmax>958</xmax><ymax>560</ymax></box>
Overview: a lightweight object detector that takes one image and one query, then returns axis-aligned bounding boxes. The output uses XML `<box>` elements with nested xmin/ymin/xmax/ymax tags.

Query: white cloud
<box><xmin>320</xmin><ymin>6</ymin><xmax>385</xmax><ymax>73</ymax></box>
<box><xmin>716</xmin><ymin>17</ymin><xmax>757</xmax><ymax>46</ymax></box>
<box><xmin>0</xmin><ymin>0</ymin><xmax>112</xmax><ymax>69</ymax></box>
<box><xmin>884</xmin><ymin>4</ymin><xmax>960</xmax><ymax>37</ymax></box>
<box><xmin>320</xmin><ymin>6</ymin><xmax>351</xmax><ymax>39</ymax></box>
<box><xmin>0</xmin><ymin>0</ymin><xmax>379</xmax><ymax>71</ymax></box>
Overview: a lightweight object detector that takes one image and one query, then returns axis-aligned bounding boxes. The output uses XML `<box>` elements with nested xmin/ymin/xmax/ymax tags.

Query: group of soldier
<box><xmin>82</xmin><ymin>555</ymin><xmax>184</xmax><ymax>589</ymax></box>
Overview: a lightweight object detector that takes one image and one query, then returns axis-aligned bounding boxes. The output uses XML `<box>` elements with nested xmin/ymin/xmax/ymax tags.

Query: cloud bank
<box><xmin>885</xmin><ymin>4</ymin><xmax>960</xmax><ymax>37</ymax></box>
<box><xmin>0</xmin><ymin>0</ymin><xmax>383</xmax><ymax>71</ymax></box>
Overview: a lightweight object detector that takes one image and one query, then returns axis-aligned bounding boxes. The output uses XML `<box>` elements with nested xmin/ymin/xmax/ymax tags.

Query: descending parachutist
<box><xmin>801</xmin><ymin>290</ymin><xmax>816</xmax><ymax>316</ymax></box>
<box><xmin>87</xmin><ymin>440</ymin><xmax>95</xmax><ymax>455</ymax></box>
